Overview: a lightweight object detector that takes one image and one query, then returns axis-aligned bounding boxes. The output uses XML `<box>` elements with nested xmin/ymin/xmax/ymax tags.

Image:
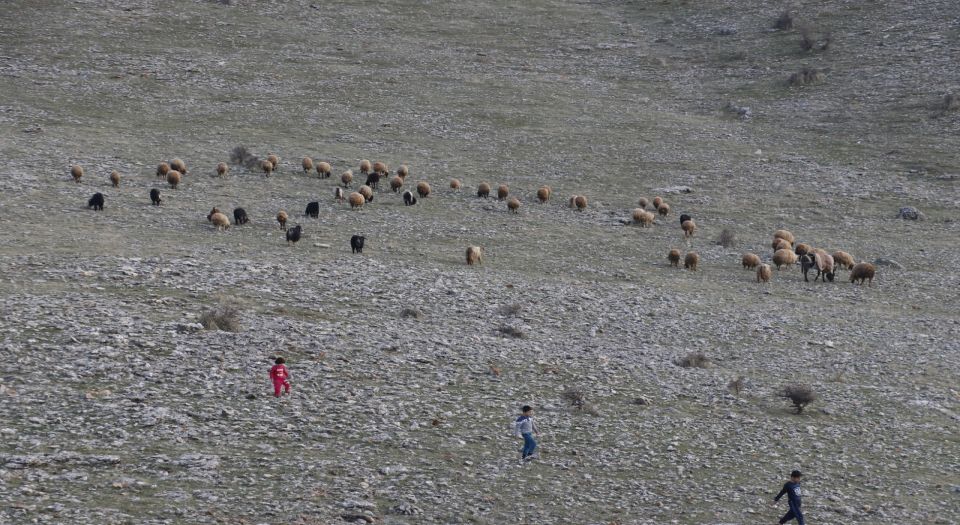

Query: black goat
<box><xmin>88</xmin><ymin>192</ymin><xmax>104</xmax><ymax>211</ymax></box>
<box><xmin>286</xmin><ymin>225</ymin><xmax>303</xmax><ymax>245</ymax></box>
<box><xmin>150</xmin><ymin>188</ymin><xmax>162</xmax><ymax>206</ymax></box>
<box><xmin>403</xmin><ymin>190</ymin><xmax>417</xmax><ymax>206</ymax></box>
<box><xmin>351</xmin><ymin>234</ymin><xmax>365</xmax><ymax>254</ymax></box>
<box><xmin>304</xmin><ymin>201</ymin><xmax>320</xmax><ymax>218</ymax></box>
<box><xmin>233</xmin><ymin>208</ymin><xmax>249</xmax><ymax>225</ymax></box>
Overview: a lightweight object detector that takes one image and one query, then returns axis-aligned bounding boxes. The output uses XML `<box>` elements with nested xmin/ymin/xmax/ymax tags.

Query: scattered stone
<box><xmin>896</xmin><ymin>206</ymin><xmax>925</xmax><ymax>220</ymax></box>
<box><xmin>874</xmin><ymin>258</ymin><xmax>904</xmax><ymax>270</ymax></box>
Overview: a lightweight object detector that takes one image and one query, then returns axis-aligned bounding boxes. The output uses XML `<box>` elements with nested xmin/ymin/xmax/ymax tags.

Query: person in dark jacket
<box><xmin>774</xmin><ymin>470</ymin><xmax>805</xmax><ymax>525</ymax></box>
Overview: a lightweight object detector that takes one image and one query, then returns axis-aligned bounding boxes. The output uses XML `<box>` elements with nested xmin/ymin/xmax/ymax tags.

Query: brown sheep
<box><xmin>497</xmin><ymin>184</ymin><xmax>509</xmax><ymax>200</ymax></box>
<box><xmin>390</xmin><ymin>177</ymin><xmax>404</xmax><ymax>192</ymax></box>
<box><xmin>507</xmin><ymin>197</ymin><xmax>520</xmax><ymax>213</ymax></box>
<box><xmin>359</xmin><ymin>185</ymin><xmax>374</xmax><ymax>203</ymax></box>
<box><xmin>638</xmin><ymin>211</ymin><xmax>655</xmax><ymax>227</ymax></box>
<box><xmin>109</xmin><ymin>170</ymin><xmax>121</xmax><ymax>188</ymax></box>
<box><xmin>466</xmin><ymin>246</ymin><xmax>483</xmax><ymax>265</ymax></box>
<box><xmin>216</xmin><ymin>162</ymin><xmax>229</xmax><ymax>178</ymax></box>
<box><xmin>477</xmin><ymin>182</ymin><xmax>491</xmax><ymax>198</ymax></box>
<box><xmin>537</xmin><ymin>186</ymin><xmax>551</xmax><ymax>203</ymax></box>
<box><xmin>261</xmin><ymin>160</ymin><xmax>274</xmax><ymax>177</ymax></box>
<box><xmin>210</xmin><ymin>212</ymin><xmax>230</xmax><ymax>231</ymax></box>
<box><xmin>741</xmin><ymin>253</ymin><xmax>761</xmax><ymax>269</ymax></box>
<box><xmin>276</xmin><ymin>210</ymin><xmax>288</xmax><ymax>231</ymax></box>
<box><xmin>632</xmin><ymin>208</ymin><xmax>645</xmax><ymax>224</ymax></box>
<box><xmin>684</xmin><ymin>251</ymin><xmax>700</xmax><ymax>271</ymax></box>
<box><xmin>812</xmin><ymin>251</ymin><xmax>835</xmax><ymax>282</ymax></box>
<box><xmin>373</xmin><ymin>161</ymin><xmax>387</xmax><ymax>174</ymax></box>
<box><xmin>772</xmin><ymin>248</ymin><xmax>797</xmax><ymax>270</ymax></box>
<box><xmin>417</xmin><ymin>181</ymin><xmax>431</xmax><ymax>198</ymax></box>
<box><xmin>773</xmin><ymin>229</ymin><xmax>795</xmax><ymax>246</ymax></box>
<box><xmin>301</xmin><ymin>157</ymin><xmax>314</xmax><ymax>174</ymax></box>
<box><xmin>396</xmin><ymin>164</ymin><xmax>409</xmax><ymax>180</ymax></box>
<box><xmin>341</xmin><ymin>170</ymin><xmax>353</xmax><ymax>188</ymax></box>
<box><xmin>267</xmin><ymin>154</ymin><xmax>280</xmax><ymax>170</ymax></box>
<box><xmin>359</xmin><ymin>159</ymin><xmax>371</xmax><ymax>175</ymax></box>
<box><xmin>167</xmin><ymin>170</ymin><xmax>182</xmax><ymax>189</ymax></box>
<box><xmin>450</xmin><ymin>178</ymin><xmax>462</xmax><ymax>191</ymax></box>
<box><xmin>757</xmin><ymin>263</ymin><xmax>772</xmax><ymax>283</ymax></box>
<box><xmin>681</xmin><ymin>219</ymin><xmax>696</xmax><ymax>238</ymax></box>
<box><xmin>652</xmin><ymin>196</ymin><xmax>663</xmax><ymax>210</ymax></box>
<box><xmin>207</xmin><ymin>207</ymin><xmax>222</xmax><ymax>221</ymax></box>
<box><xmin>348</xmin><ymin>192</ymin><xmax>365</xmax><ymax>209</ymax></box>
<box><xmin>657</xmin><ymin>202</ymin><xmax>670</xmax><ymax>217</ymax></box>
<box><xmin>637</xmin><ymin>197</ymin><xmax>649</xmax><ymax>209</ymax></box>
<box><xmin>71</xmin><ymin>165</ymin><xmax>83</xmax><ymax>184</ymax></box>
<box><xmin>794</xmin><ymin>243</ymin><xmax>812</xmax><ymax>256</ymax></box>
<box><xmin>832</xmin><ymin>250</ymin><xmax>855</xmax><ymax>270</ymax></box>
<box><xmin>574</xmin><ymin>195</ymin><xmax>587</xmax><ymax>211</ymax></box>
<box><xmin>772</xmin><ymin>237</ymin><xmax>792</xmax><ymax>251</ymax></box>
<box><xmin>850</xmin><ymin>262</ymin><xmax>876</xmax><ymax>286</ymax></box>
<box><xmin>170</xmin><ymin>158</ymin><xmax>187</xmax><ymax>175</ymax></box>
<box><xmin>316</xmin><ymin>161</ymin><xmax>332</xmax><ymax>179</ymax></box>
<box><xmin>156</xmin><ymin>162</ymin><xmax>170</xmax><ymax>179</ymax></box>
<box><xmin>668</xmin><ymin>249</ymin><xmax>681</xmax><ymax>268</ymax></box>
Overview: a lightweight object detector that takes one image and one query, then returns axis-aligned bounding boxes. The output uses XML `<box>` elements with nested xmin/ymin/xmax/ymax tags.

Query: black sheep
<box><xmin>679</xmin><ymin>214</ymin><xmax>692</xmax><ymax>226</ymax></box>
<box><xmin>150</xmin><ymin>188</ymin><xmax>162</xmax><ymax>206</ymax></box>
<box><xmin>403</xmin><ymin>190</ymin><xmax>417</xmax><ymax>206</ymax></box>
<box><xmin>351</xmin><ymin>234</ymin><xmax>365</xmax><ymax>254</ymax></box>
<box><xmin>88</xmin><ymin>192</ymin><xmax>104</xmax><ymax>211</ymax></box>
<box><xmin>286</xmin><ymin>225</ymin><xmax>303</xmax><ymax>245</ymax></box>
<box><xmin>365</xmin><ymin>171</ymin><xmax>381</xmax><ymax>189</ymax></box>
<box><xmin>304</xmin><ymin>201</ymin><xmax>320</xmax><ymax>218</ymax></box>
<box><xmin>233</xmin><ymin>208</ymin><xmax>249</xmax><ymax>225</ymax></box>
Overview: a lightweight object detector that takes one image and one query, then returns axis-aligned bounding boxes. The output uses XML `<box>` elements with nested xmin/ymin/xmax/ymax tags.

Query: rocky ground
<box><xmin>0</xmin><ymin>1</ymin><xmax>958</xmax><ymax>524</ymax></box>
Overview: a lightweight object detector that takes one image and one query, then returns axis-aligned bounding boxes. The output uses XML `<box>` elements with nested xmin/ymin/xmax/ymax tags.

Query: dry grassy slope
<box><xmin>0</xmin><ymin>1</ymin><xmax>958</xmax><ymax>524</ymax></box>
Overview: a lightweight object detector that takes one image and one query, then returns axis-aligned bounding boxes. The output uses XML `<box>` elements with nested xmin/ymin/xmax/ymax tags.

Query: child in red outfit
<box><xmin>269</xmin><ymin>357</ymin><xmax>291</xmax><ymax>397</ymax></box>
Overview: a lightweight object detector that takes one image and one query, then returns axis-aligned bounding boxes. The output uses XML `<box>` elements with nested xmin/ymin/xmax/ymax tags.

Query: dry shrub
<box><xmin>497</xmin><ymin>303</ymin><xmax>522</xmax><ymax>316</ymax></box>
<box><xmin>774</xmin><ymin>11</ymin><xmax>794</xmax><ymax>30</ymax></box>
<box><xmin>780</xmin><ymin>383</ymin><xmax>817</xmax><ymax>414</ymax></box>
<box><xmin>675</xmin><ymin>351</ymin><xmax>710</xmax><ymax>368</ymax></box>
<box><xmin>230</xmin><ymin>145</ymin><xmax>260</xmax><ymax>170</ymax></box>
<box><xmin>200</xmin><ymin>304</ymin><xmax>241</xmax><ymax>332</ymax></box>
<box><xmin>788</xmin><ymin>68</ymin><xmax>825</xmax><ymax>86</ymax></box>
<box><xmin>942</xmin><ymin>94</ymin><xmax>958</xmax><ymax>113</ymax></box>
<box><xmin>497</xmin><ymin>325</ymin><xmax>523</xmax><ymax>338</ymax></box>
<box><xmin>561</xmin><ymin>388</ymin><xmax>586</xmax><ymax>410</ymax></box>
<box><xmin>727</xmin><ymin>376</ymin><xmax>746</xmax><ymax>396</ymax></box>
<box><xmin>799</xmin><ymin>26</ymin><xmax>831</xmax><ymax>52</ymax></box>
<box><xmin>717</xmin><ymin>228</ymin><xmax>737</xmax><ymax>248</ymax></box>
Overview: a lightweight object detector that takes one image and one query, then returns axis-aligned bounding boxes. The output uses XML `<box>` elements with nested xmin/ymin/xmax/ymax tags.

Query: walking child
<box><xmin>513</xmin><ymin>405</ymin><xmax>539</xmax><ymax>460</ymax></box>
<box><xmin>269</xmin><ymin>357</ymin><xmax>291</xmax><ymax>397</ymax></box>
<box><xmin>773</xmin><ymin>470</ymin><xmax>805</xmax><ymax>525</ymax></box>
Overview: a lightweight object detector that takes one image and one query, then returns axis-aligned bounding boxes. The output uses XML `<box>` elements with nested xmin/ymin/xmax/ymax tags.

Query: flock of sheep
<box><xmin>70</xmin><ymin>153</ymin><xmax>876</xmax><ymax>285</ymax></box>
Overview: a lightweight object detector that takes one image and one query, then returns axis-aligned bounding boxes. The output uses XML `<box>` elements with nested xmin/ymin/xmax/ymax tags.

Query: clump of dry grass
<box><xmin>780</xmin><ymin>383</ymin><xmax>817</xmax><ymax>414</ymax></box>
<box><xmin>800</xmin><ymin>26</ymin><xmax>831</xmax><ymax>52</ymax></box>
<box><xmin>788</xmin><ymin>68</ymin><xmax>825</xmax><ymax>86</ymax></box>
<box><xmin>941</xmin><ymin>93</ymin><xmax>958</xmax><ymax>113</ymax></box>
<box><xmin>774</xmin><ymin>11</ymin><xmax>794</xmax><ymax>30</ymax></box>
<box><xmin>497</xmin><ymin>325</ymin><xmax>523</xmax><ymax>338</ymax></box>
<box><xmin>562</xmin><ymin>388</ymin><xmax>586</xmax><ymax>409</ymax></box>
<box><xmin>727</xmin><ymin>376</ymin><xmax>746</xmax><ymax>396</ymax></box>
<box><xmin>675</xmin><ymin>351</ymin><xmax>710</xmax><ymax>368</ymax></box>
<box><xmin>200</xmin><ymin>303</ymin><xmax>241</xmax><ymax>331</ymax></box>
<box><xmin>230</xmin><ymin>145</ymin><xmax>261</xmax><ymax>170</ymax></box>
<box><xmin>717</xmin><ymin>228</ymin><xmax>737</xmax><ymax>248</ymax></box>
<box><xmin>497</xmin><ymin>303</ymin><xmax>522</xmax><ymax>316</ymax></box>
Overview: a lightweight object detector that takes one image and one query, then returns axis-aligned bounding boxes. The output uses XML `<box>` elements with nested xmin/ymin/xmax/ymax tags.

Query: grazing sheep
<box><xmin>850</xmin><ymin>262</ymin><xmax>876</xmax><ymax>286</ymax></box>
<box><xmin>389</xmin><ymin>176</ymin><xmax>404</xmax><ymax>192</ymax></box>
<box><xmin>678</xmin><ymin>213</ymin><xmax>692</xmax><ymax>225</ymax></box>
<box><xmin>637</xmin><ymin>197</ymin><xmax>649</xmax><ymax>209</ymax></box>
<box><xmin>794</xmin><ymin>242</ymin><xmax>812</xmax><ymax>256</ymax></box>
<box><xmin>668</xmin><ymin>248</ymin><xmax>681</xmax><ymax>268</ymax></box>
<box><xmin>304</xmin><ymin>201</ymin><xmax>320</xmax><ymax>218</ymax></box>
<box><xmin>348</xmin><ymin>192</ymin><xmax>365</xmax><ymax>209</ymax></box>
<box><xmin>286</xmin><ymin>224</ymin><xmax>302</xmax><ymax>244</ymax></box>
<box><xmin>210</xmin><ymin>212</ymin><xmax>230</xmax><ymax>231</ymax></box>
<box><xmin>632</xmin><ymin>208</ymin><xmax>645</xmax><ymax>224</ymax></box>
<box><xmin>741</xmin><ymin>253</ymin><xmax>761</xmax><ymax>269</ymax></box>
<box><xmin>233</xmin><ymin>208</ymin><xmax>249</xmax><ymax>225</ymax></box>
<box><xmin>156</xmin><ymin>162</ymin><xmax>170</xmax><ymax>179</ymax></box>
<box><xmin>109</xmin><ymin>170</ymin><xmax>121</xmax><ymax>187</ymax></box>
<box><xmin>316</xmin><ymin>161</ymin><xmax>332</xmax><ymax>179</ymax></box>
<box><xmin>652</xmin><ymin>196</ymin><xmax>663</xmax><ymax>210</ymax></box>
<box><xmin>150</xmin><ymin>188</ymin><xmax>162</xmax><ymax>206</ymax></box>
<box><xmin>207</xmin><ymin>207</ymin><xmax>222</xmax><ymax>221</ymax></box>
<box><xmin>497</xmin><ymin>184</ymin><xmax>509</xmax><ymax>200</ymax></box>
<box><xmin>351</xmin><ymin>234</ymin><xmax>365</xmax><ymax>254</ymax></box>
<box><xmin>757</xmin><ymin>263</ymin><xmax>773</xmax><ymax>283</ymax></box>
<box><xmin>832</xmin><ymin>250</ymin><xmax>855</xmax><ymax>270</ymax></box>
<box><xmin>170</xmin><ymin>158</ymin><xmax>188</xmax><ymax>175</ymax></box>
<box><xmin>359</xmin><ymin>185</ymin><xmax>374</xmax><ymax>203</ymax></box>
<box><xmin>684</xmin><ymin>251</ymin><xmax>700</xmax><ymax>271</ymax></box>
<box><xmin>364</xmin><ymin>171</ymin><xmax>381</xmax><ymax>189</ymax></box>
<box><xmin>574</xmin><ymin>195</ymin><xmax>587</xmax><ymax>211</ymax></box>
<box><xmin>267</xmin><ymin>154</ymin><xmax>280</xmax><ymax>170</ymax></box>
<box><xmin>87</xmin><ymin>192</ymin><xmax>104</xmax><ymax>211</ymax></box>
<box><xmin>772</xmin><ymin>237</ymin><xmax>792</xmax><ymax>251</ymax></box>
<box><xmin>216</xmin><ymin>162</ymin><xmax>229</xmax><ymax>178</ymax></box>
<box><xmin>276</xmin><ymin>210</ymin><xmax>288</xmax><ymax>230</ymax></box>
<box><xmin>537</xmin><ymin>186</ymin><xmax>551</xmax><ymax>203</ymax></box>
<box><xmin>450</xmin><ymin>178</ymin><xmax>462</xmax><ymax>191</ymax></box>
<box><xmin>396</xmin><ymin>164</ymin><xmax>409</xmax><ymax>179</ymax></box>
<box><xmin>359</xmin><ymin>159</ymin><xmax>371</xmax><ymax>175</ymax></box>
<box><xmin>334</xmin><ymin>187</ymin><xmax>344</xmax><ymax>204</ymax></box>
<box><xmin>773</xmin><ymin>229</ymin><xmax>795</xmax><ymax>245</ymax></box>
<box><xmin>638</xmin><ymin>210</ymin><xmax>655</xmax><ymax>227</ymax></box>
<box><xmin>341</xmin><ymin>170</ymin><xmax>353</xmax><ymax>188</ymax></box>
<box><xmin>658</xmin><ymin>203</ymin><xmax>671</xmax><ymax>217</ymax></box>
<box><xmin>71</xmin><ymin>165</ymin><xmax>83</xmax><ymax>184</ymax></box>
<box><xmin>167</xmin><ymin>170</ymin><xmax>181</xmax><ymax>189</ymax></box>
<box><xmin>373</xmin><ymin>161</ymin><xmax>387</xmax><ymax>174</ymax></box>
<box><xmin>261</xmin><ymin>160</ymin><xmax>274</xmax><ymax>177</ymax></box>
<box><xmin>812</xmin><ymin>251</ymin><xmax>835</xmax><ymax>282</ymax></box>
<box><xmin>403</xmin><ymin>190</ymin><xmax>418</xmax><ymax>206</ymax></box>
<box><xmin>417</xmin><ymin>181</ymin><xmax>431</xmax><ymax>198</ymax></box>
<box><xmin>772</xmin><ymin>248</ymin><xmax>797</xmax><ymax>270</ymax></box>
<box><xmin>681</xmin><ymin>219</ymin><xmax>696</xmax><ymax>237</ymax></box>
<box><xmin>301</xmin><ymin>157</ymin><xmax>314</xmax><ymax>174</ymax></box>
<box><xmin>466</xmin><ymin>246</ymin><xmax>483</xmax><ymax>265</ymax></box>
<box><xmin>477</xmin><ymin>182</ymin><xmax>491</xmax><ymax>198</ymax></box>
<box><xmin>507</xmin><ymin>197</ymin><xmax>520</xmax><ymax>213</ymax></box>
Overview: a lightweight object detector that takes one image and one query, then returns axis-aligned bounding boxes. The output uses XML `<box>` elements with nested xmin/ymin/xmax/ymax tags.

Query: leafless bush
<box><xmin>774</xmin><ymin>11</ymin><xmax>794</xmax><ymax>30</ymax></box>
<box><xmin>200</xmin><ymin>303</ymin><xmax>241</xmax><ymax>331</ymax></box>
<box><xmin>497</xmin><ymin>325</ymin><xmax>523</xmax><ymax>338</ymax></box>
<box><xmin>727</xmin><ymin>376</ymin><xmax>746</xmax><ymax>396</ymax></box>
<box><xmin>230</xmin><ymin>145</ymin><xmax>260</xmax><ymax>170</ymax></box>
<box><xmin>400</xmin><ymin>307</ymin><xmax>424</xmax><ymax>320</ymax></box>
<box><xmin>497</xmin><ymin>303</ymin><xmax>522</xmax><ymax>316</ymax></box>
<box><xmin>562</xmin><ymin>388</ymin><xmax>586</xmax><ymax>410</ymax></box>
<box><xmin>800</xmin><ymin>26</ymin><xmax>831</xmax><ymax>52</ymax></box>
<box><xmin>675</xmin><ymin>351</ymin><xmax>710</xmax><ymax>368</ymax></box>
<box><xmin>788</xmin><ymin>68</ymin><xmax>825</xmax><ymax>86</ymax></box>
<box><xmin>780</xmin><ymin>384</ymin><xmax>817</xmax><ymax>414</ymax></box>
<box><xmin>722</xmin><ymin>102</ymin><xmax>751</xmax><ymax>121</ymax></box>
<box><xmin>942</xmin><ymin>94</ymin><xmax>958</xmax><ymax>113</ymax></box>
<box><xmin>717</xmin><ymin>228</ymin><xmax>737</xmax><ymax>248</ymax></box>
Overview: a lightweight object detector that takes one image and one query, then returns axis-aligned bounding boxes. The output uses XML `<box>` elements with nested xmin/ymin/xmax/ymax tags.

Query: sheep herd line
<box><xmin>70</xmin><ymin>152</ymin><xmax>875</xmax><ymax>284</ymax></box>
